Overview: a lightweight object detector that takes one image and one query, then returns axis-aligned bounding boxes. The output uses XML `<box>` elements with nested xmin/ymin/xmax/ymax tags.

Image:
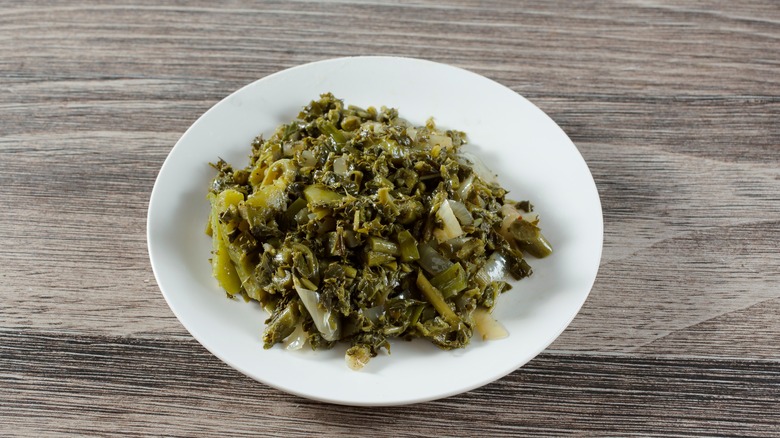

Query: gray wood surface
<box><xmin>1</xmin><ymin>0</ymin><xmax>778</xmax><ymax>436</ymax></box>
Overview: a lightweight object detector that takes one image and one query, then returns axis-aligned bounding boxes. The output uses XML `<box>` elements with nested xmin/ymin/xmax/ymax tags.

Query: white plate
<box><xmin>147</xmin><ymin>56</ymin><xmax>603</xmax><ymax>406</ymax></box>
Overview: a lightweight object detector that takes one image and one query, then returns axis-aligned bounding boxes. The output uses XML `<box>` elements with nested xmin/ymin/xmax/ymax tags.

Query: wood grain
<box><xmin>1</xmin><ymin>0</ymin><xmax>778</xmax><ymax>435</ymax></box>
<box><xmin>3</xmin><ymin>329</ymin><xmax>779</xmax><ymax>437</ymax></box>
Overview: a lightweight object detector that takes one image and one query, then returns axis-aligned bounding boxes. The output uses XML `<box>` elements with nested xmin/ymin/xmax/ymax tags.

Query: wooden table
<box><xmin>2</xmin><ymin>1</ymin><xmax>778</xmax><ymax>436</ymax></box>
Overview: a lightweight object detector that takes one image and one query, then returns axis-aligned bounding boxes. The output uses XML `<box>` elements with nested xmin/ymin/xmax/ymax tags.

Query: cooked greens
<box><xmin>206</xmin><ymin>93</ymin><xmax>552</xmax><ymax>370</ymax></box>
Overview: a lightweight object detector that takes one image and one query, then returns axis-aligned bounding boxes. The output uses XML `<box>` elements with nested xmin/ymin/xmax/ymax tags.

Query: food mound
<box><xmin>206</xmin><ymin>93</ymin><xmax>552</xmax><ymax>370</ymax></box>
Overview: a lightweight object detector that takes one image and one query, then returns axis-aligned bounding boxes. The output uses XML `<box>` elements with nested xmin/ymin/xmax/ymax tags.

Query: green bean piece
<box><xmin>341</xmin><ymin>115</ymin><xmax>361</xmax><ymax>131</ymax></box>
<box><xmin>226</xmin><ymin>236</ymin><xmax>265</xmax><ymax>302</ymax></box>
<box><xmin>284</xmin><ymin>197</ymin><xmax>308</xmax><ymax>224</ymax></box>
<box><xmin>367</xmin><ymin>236</ymin><xmax>400</xmax><ymax>255</ymax></box>
<box><xmin>416</xmin><ymin>271</ymin><xmax>460</xmax><ymax>326</ymax></box>
<box><xmin>429</xmin><ymin>263</ymin><xmax>467</xmax><ymax>299</ymax></box>
<box><xmin>365</xmin><ymin>251</ymin><xmax>396</xmax><ymax>267</ymax></box>
<box><xmin>396</xmin><ymin>230</ymin><xmax>420</xmax><ymax>262</ymax></box>
<box><xmin>317</xmin><ymin>120</ymin><xmax>347</xmax><ymax>146</ymax></box>
<box><xmin>342</xmin><ymin>265</ymin><xmax>358</xmax><ymax>279</ymax></box>
<box><xmin>509</xmin><ymin>219</ymin><xmax>553</xmax><ymax>258</ymax></box>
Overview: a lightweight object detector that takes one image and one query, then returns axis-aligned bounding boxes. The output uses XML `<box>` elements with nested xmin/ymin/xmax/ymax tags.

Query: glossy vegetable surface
<box><xmin>206</xmin><ymin>94</ymin><xmax>552</xmax><ymax>369</ymax></box>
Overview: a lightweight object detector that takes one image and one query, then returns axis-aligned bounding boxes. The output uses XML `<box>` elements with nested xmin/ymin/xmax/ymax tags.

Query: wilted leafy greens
<box><xmin>206</xmin><ymin>94</ymin><xmax>552</xmax><ymax>370</ymax></box>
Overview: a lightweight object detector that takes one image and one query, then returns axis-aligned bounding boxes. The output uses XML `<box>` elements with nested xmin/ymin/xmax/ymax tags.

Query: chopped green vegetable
<box><xmin>429</xmin><ymin>262</ymin><xmax>468</xmax><ymax>298</ymax></box>
<box><xmin>208</xmin><ymin>190</ymin><xmax>244</xmax><ymax>296</ymax></box>
<box><xmin>205</xmin><ymin>93</ymin><xmax>552</xmax><ymax>370</ymax></box>
<box><xmin>416</xmin><ymin>271</ymin><xmax>461</xmax><ymax>326</ymax></box>
<box><xmin>396</xmin><ymin>230</ymin><xmax>420</xmax><ymax>262</ymax></box>
<box><xmin>366</xmin><ymin>236</ymin><xmax>400</xmax><ymax>255</ymax></box>
<box><xmin>509</xmin><ymin>218</ymin><xmax>553</xmax><ymax>258</ymax></box>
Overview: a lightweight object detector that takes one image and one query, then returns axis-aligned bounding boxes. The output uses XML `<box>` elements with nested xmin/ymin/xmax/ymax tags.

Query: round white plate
<box><xmin>147</xmin><ymin>56</ymin><xmax>603</xmax><ymax>406</ymax></box>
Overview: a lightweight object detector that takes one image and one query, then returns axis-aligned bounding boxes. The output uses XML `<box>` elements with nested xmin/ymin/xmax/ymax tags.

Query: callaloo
<box><xmin>206</xmin><ymin>93</ymin><xmax>552</xmax><ymax>370</ymax></box>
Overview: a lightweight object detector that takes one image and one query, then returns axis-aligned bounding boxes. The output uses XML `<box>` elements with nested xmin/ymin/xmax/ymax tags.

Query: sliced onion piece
<box><xmin>433</xmin><ymin>200</ymin><xmax>464</xmax><ymax>243</ymax></box>
<box><xmin>333</xmin><ymin>155</ymin><xmax>349</xmax><ymax>175</ymax></box>
<box><xmin>499</xmin><ymin>203</ymin><xmax>522</xmax><ymax>241</ymax></box>
<box><xmin>406</xmin><ymin>127</ymin><xmax>418</xmax><ymax>141</ymax></box>
<box><xmin>283</xmin><ymin>141</ymin><xmax>304</xmax><ymax>157</ymax></box>
<box><xmin>345</xmin><ymin>345</ymin><xmax>372</xmax><ymax>371</ymax></box>
<box><xmin>500</xmin><ymin>203</ymin><xmax>522</xmax><ymax>220</ymax></box>
<box><xmin>448</xmin><ymin>200</ymin><xmax>473</xmax><ymax>226</ymax></box>
<box><xmin>418</xmin><ymin>242</ymin><xmax>453</xmax><ymax>275</ymax></box>
<box><xmin>444</xmin><ymin>236</ymin><xmax>472</xmax><ymax>251</ymax></box>
<box><xmin>293</xmin><ymin>276</ymin><xmax>341</xmax><ymax>341</ymax></box>
<box><xmin>427</xmin><ymin>134</ymin><xmax>453</xmax><ymax>150</ymax></box>
<box><xmin>282</xmin><ymin>141</ymin><xmax>295</xmax><ymax>157</ymax></box>
<box><xmin>362</xmin><ymin>121</ymin><xmax>385</xmax><ymax>135</ymax></box>
<box><xmin>458</xmin><ymin>152</ymin><xmax>498</xmax><ymax>184</ymax></box>
<box><xmin>362</xmin><ymin>305</ymin><xmax>385</xmax><ymax>325</ymax></box>
<box><xmin>500</xmin><ymin>203</ymin><xmax>540</xmax><ymax>241</ymax></box>
<box><xmin>283</xmin><ymin>323</ymin><xmax>307</xmax><ymax>351</ymax></box>
<box><xmin>457</xmin><ymin>174</ymin><xmax>474</xmax><ymax>201</ymax></box>
<box><xmin>475</xmin><ymin>252</ymin><xmax>507</xmax><ymax>286</ymax></box>
<box><xmin>473</xmin><ymin>307</ymin><xmax>509</xmax><ymax>340</ymax></box>
<box><xmin>299</xmin><ymin>150</ymin><xmax>317</xmax><ymax>167</ymax></box>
